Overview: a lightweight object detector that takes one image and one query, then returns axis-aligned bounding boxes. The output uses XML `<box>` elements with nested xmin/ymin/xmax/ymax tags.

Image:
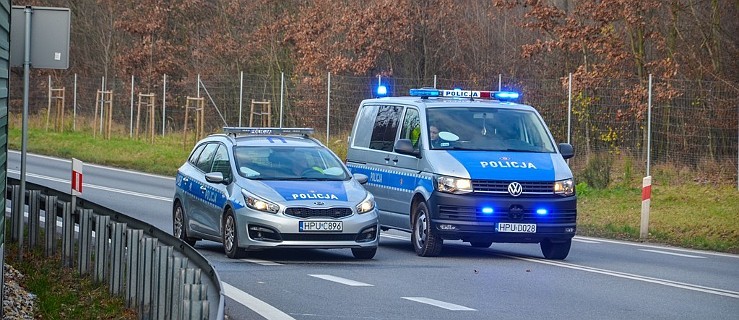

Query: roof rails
<box><xmin>222</xmin><ymin>127</ymin><xmax>315</xmax><ymax>138</ymax></box>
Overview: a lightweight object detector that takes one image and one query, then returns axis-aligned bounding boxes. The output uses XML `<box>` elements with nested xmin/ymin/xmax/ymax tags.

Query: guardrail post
<box><xmin>94</xmin><ymin>215</ymin><xmax>111</xmax><ymax>283</ymax></box>
<box><xmin>109</xmin><ymin>222</ymin><xmax>127</xmax><ymax>295</ymax></box>
<box><xmin>61</xmin><ymin>201</ymin><xmax>74</xmax><ymax>268</ymax></box>
<box><xmin>183</xmin><ymin>283</ymin><xmax>209</xmax><ymax>320</ymax></box>
<box><xmin>44</xmin><ymin>195</ymin><xmax>57</xmax><ymax>257</ymax></box>
<box><xmin>126</xmin><ymin>229</ymin><xmax>143</xmax><ymax>308</ymax></box>
<box><xmin>10</xmin><ymin>185</ymin><xmax>21</xmax><ymax>242</ymax></box>
<box><xmin>27</xmin><ymin>190</ymin><xmax>41</xmax><ymax>248</ymax></box>
<box><xmin>138</xmin><ymin>237</ymin><xmax>158</xmax><ymax>318</ymax></box>
<box><xmin>180</xmin><ymin>268</ymin><xmax>203</xmax><ymax>320</ymax></box>
<box><xmin>152</xmin><ymin>246</ymin><xmax>173</xmax><ymax>319</ymax></box>
<box><xmin>77</xmin><ymin>209</ymin><xmax>93</xmax><ymax>275</ymax></box>
<box><xmin>170</xmin><ymin>257</ymin><xmax>189</xmax><ymax>320</ymax></box>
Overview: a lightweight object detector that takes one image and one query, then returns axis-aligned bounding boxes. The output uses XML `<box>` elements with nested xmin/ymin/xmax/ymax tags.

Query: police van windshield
<box><xmin>426</xmin><ymin>107</ymin><xmax>557</xmax><ymax>152</ymax></box>
<box><xmin>234</xmin><ymin>146</ymin><xmax>350</xmax><ymax>181</ymax></box>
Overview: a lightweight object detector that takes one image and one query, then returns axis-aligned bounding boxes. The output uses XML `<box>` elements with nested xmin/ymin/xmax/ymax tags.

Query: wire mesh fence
<box><xmin>8</xmin><ymin>71</ymin><xmax>738</xmax><ymax>184</ymax></box>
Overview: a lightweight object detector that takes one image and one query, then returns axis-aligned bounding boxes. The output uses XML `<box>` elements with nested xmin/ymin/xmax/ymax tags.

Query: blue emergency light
<box><xmin>494</xmin><ymin>91</ymin><xmax>520</xmax><ymax>101</ymax></box>
<box><xmin>409</xmin><ymin>87</ymin><xmax>520</xmax><ymax>101</ymax></box>
<box><xmin>481</xmin><ymin>207</ymin><xmax>494</xmax><ymax>215</ymax></box>
<box><xmin>377</xmin><ymin>85</ymin><xmax>388</xmax><ymax>96</ymax></box>
<box><xmin>536</xmin><ymin>208</ymin><xmax>548</xmax><ymax>215</ymax></box>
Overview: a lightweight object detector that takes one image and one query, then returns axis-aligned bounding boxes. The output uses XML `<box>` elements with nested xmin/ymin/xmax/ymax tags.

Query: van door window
<box><xmin>398</xmin><ymin>108</ymin><xmax>420</xmax><ymax>149</ymax></box>
<box><xmin>369</xmin><ymin>105</ymin><xmax>403</xmax><ymax>152</ymax></box>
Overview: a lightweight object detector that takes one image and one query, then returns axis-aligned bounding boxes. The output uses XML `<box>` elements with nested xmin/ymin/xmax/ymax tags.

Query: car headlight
<box><xmin>356</xmin><ymin>193</ymin><xmax>375</xmax><ymax>214</ymax></box>
<box><xmin>554</xmin><ymin>179</ymin><xmax>575</xmax><ymax>196</ymax></box>
<box><xmin>242</xmin><ymin>189</ymin><xmax>280</xmax><ymax>213</ymax></box>
<box><xmin>436</xmin><ymin>176</ymin><xmax>473</xmax><ymax>194</ymax></box>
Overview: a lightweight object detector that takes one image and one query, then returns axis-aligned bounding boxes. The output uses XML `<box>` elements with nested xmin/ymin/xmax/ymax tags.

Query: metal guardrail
<box><xmin>6</xmin><ymin>177</ymin><xmax>225</xmax><ymax>320</ymax></box>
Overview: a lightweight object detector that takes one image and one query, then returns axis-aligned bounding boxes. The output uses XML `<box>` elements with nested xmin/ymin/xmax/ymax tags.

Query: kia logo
<box><xmin>507</xmin><ymin>182</ymin><xmax>523</xmax><ymax>197</ymax></box>
<box><xmin>314</xmin><ymin>201</ymin><xmax>325</xmax><ymax>205</ymax></box>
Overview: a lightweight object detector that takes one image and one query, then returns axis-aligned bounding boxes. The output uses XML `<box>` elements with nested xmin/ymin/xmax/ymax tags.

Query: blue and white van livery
<box><xmin>346</xmin><ymin>88</ymin><xmax>576</xmax><ymax>259</ymax></box>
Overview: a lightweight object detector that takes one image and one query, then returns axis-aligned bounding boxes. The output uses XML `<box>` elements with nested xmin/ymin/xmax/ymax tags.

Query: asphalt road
<box><xmin>8</xmin><ymin>151</ymin><xmax>739</xmax><ymax>320</ymax></box>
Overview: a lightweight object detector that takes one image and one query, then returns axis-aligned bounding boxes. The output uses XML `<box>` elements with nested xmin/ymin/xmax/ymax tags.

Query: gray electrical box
<box><xmin>10</xmin><ymin>6</ymin><xmax>70</xmax><ymax>69</ymax></box>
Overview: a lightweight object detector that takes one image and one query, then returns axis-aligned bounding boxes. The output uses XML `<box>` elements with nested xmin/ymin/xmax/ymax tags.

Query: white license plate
<box><xmin>496</xmin><ymin>223</ymin><xmax>536</xmax><ymax>233</ymax></box>
<box><xmin>299</xmin><ymin>221</ymin><xmax>343</xmax><ymax>232</ymax></box>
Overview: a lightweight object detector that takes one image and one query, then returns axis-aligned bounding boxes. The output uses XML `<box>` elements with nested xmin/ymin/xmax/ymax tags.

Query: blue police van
<box><xmin>345</xmin><ymin>88</ymin><xmax>576</xmax><ymax>259</ymax></box>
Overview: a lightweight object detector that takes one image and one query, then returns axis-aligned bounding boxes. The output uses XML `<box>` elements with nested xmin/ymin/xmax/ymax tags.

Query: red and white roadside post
<box><xmin>640</xmin><ymin>176</ymin><xmax>651</xmax><ymax>239</ymax></box>
<box><xmin>71</xmin><ymin>158</ymin><xmax>83</xmax><ymax>213</ymax></box>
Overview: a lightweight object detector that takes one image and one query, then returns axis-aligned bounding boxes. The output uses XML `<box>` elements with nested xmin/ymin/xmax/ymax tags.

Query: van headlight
<box><xmin>356</xmin><ymin>193</ymin><xmax>375</xmax><ymax>214</ymax></box>
<box><xmin>242</xmin><ymin>189</ymin><xmax>280</xmax><ymax>213</ymax></box>
<box><xmin>436</xmin><ymin>176</ymin><xmax>473</xmax><ymax>194</ymax></box>
<box><xmin>553</xmin><ymin>179</ymin><xmax>574</xmax><ymax>196</ymax></box>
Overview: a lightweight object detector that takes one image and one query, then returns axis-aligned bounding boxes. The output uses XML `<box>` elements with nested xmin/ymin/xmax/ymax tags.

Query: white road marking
<box><xmin>380</xmin><ymin>234</ymin><xmax>408</xmax><ymax>240</ymax></box>
<box><xmin>401</xmin><ymin>297</ymin><xmax>476</xmax><ymax>311</ymax></box>
<box><xmin>506</xmin><ymin>255</ymin><xmax>739</xmax><ymax>299</ymax></box>
<box><xmin>8</xmin><ymin>169</ymin><xmax>172</xmax><ymax>202</ymax></box>
<box><xmin>309</xmin><ymin>274</ymin><xmax>374</xmax><ymax>287</ymax></box>
<box><xmin>8</xmin><ymin>150</ymin><xmax>175</xmax><ymax>180</ymax></box>
<box><xmin>573</xmin><ymin>238</ymin><xmax>600</xmax><ymax>244</ymax></box>
<box><xmin>575</xmin><ymin>235</ymin><xmax>739</xmax><ymax>259</ymax></box>
<box><xmin>242</xmin><ymin>259</ymin><xmax>283</xmax><ymax>266</ymax></box>
<box><xmin>639</xmin><ymin>249</ymin><xmax>706</xmax><ymax>259</ymax></box>
<box><xmin>222</xmin><ymin>282</ymin><xmax>295</xmax><ymax>320</ymax></box>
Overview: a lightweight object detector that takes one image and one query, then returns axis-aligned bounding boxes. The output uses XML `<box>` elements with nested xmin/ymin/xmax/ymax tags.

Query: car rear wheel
<box><xmin>470</xmin><ymin>241</ymin><xmax>493</xmax><ymax>248</ymax></box>
<box><xmin>411</xmin><ymin>202</ymin><xmax>443</xmax><ymax>257</ymax></box>
<box><xmin>223</xmin><ymin>210</ymin><xmax>245</xmax><ymax>259</ymax></box>
<box><xmin>540</xmin><ymin>238</ymin><xmax>571</xmax><ymax>260</ymax></box>
<box><xmin>173</xmin><ymin>202</ymin><xmax>197</xmax><ymax>247</ymax></box>
<box><xmin>351</xmin><ymin>247</ymin><xmax>377</xmax><ymax>259</ymax></box>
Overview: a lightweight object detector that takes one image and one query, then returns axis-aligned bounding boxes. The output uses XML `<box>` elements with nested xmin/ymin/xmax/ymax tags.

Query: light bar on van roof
<box><xmin>223</xmin><ymin>127</ymin><xmax>315</xmax><ymax>136</ymax></box>
<box><xmin>409</xmin><ymin>88</ymin><xmax>520</xmax><ymax>101</ymax></box>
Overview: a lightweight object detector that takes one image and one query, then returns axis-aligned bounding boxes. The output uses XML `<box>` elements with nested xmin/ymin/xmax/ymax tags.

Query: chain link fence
<box><xmin>8</xmin><ymin>72</ymin><xmax>738</xmax><ymax>186</ymax></box>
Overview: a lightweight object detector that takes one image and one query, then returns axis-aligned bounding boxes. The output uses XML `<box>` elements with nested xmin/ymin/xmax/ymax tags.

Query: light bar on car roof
<box><xmin>223</xmin><ymin>127</ymin><xmax>315</xmax><ymax>136</ymax></box>
<box><xmin>409</xmin><ymin>88</ymin><xmax>520</xmax><ymax>101</ymax></box>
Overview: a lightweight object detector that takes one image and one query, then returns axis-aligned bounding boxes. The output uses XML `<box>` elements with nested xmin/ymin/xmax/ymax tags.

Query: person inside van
<box><xmin>429</xmin><ymin>124</ymin><xmax>450</xmax><ymax>148</ymax></box>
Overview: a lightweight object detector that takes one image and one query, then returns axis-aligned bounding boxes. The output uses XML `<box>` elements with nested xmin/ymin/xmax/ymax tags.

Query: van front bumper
<box><xmin>428</xmin><ymin>192</ymin><xmax>577</xmax><ymax>243</ymax></box>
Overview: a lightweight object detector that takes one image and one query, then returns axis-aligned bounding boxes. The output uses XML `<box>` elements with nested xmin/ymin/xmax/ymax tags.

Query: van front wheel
<box><xmin>540</xmin><ymin>238</ymin><xmax>571</xmax><ymax>260</ymax></box>
<box><xmin>411</xmin><ymin>202</ymin><xmax>443</xmax><ymax>257</ymax></box>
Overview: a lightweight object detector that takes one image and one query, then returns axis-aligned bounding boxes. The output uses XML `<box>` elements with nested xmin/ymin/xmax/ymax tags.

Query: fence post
<box><xmin>327</xmin><ymin>72</ymin><xmax>331</xmax><ymax>144</ymax></box>
<box><xmin>163</xmin><ymin>74</ymin><xmax>167</xmax><ymax>136</ymax></box>
<box><xmin>77</xmin><ymin>208</ymin><xmax>93</xmax><ymax>275</ymax></box>
<box><xmin>27</xmin><ymin>190</ymin><xmax>41</xmax><ymax>248</ymax></box>
<box><xmin>73</xmin><ymin>74</ymin><xmax>77</xmax><ymax>131</ymax></box>
<box><xmin>61</xmin><ymin>201</ymin><xmax>74</xmax><ymax>268</ymax></box>
<box><xmin>239</xmin><ymin>71</ymin><xmax>243</xmax><ymax>127</ymax></box>
<box><xmin>130</xmin><ymin>75</ymin><xmax>135</xmax><ymax>138</ymax></box>
<box><xmin>94</xmin><ymin>215</ymin><xmax>111</xmax><ymax>283</ymax></box>
<box><xmin>567</xmin><ymin>73</ymin><xmax>572</xmax><ymax>146</ymax></box>
<box><xmin>110</xmin><ymin>222</ymin><xmax>127</xmax><ymax>295</ymax></box>
<box><xmin>126</xmin><ymin>229</ymin><xmax>143</xmax><ymax>308</ymax></box>
<box><xmin>44</xmin><ymin>195</ymin><xmax>57</xmax><ymax>257</ymax></box>
<box><xmin>280</xmin><ymin>72</ymin><xmax>284</xmax><ymax>128</ymax></box>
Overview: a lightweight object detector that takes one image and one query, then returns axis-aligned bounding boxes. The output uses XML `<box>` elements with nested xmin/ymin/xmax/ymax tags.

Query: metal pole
<box><xmin>498</xmin><ymin>74</ymin><xmax>502</xmax><ymax>91</ymax></box>
<box><xmin>239</xmin><ymin>71</ymin><xmax>243</xmax><ymax>127</ymax></box>
<box><xmin>280</xmin><ymin>72</ymin><xmax>284</xmax><ymax>128</ymax></box>
<box><xmin>567</xmin><ymin>73</ymin><xmax>572</xmax><ymax>145</ymax></box>
<box><xmin>433</xmin><ymin>75</ymin><xmax>437</xmax><ymax>89</ymax></box>
<box><xmin>327</xmin><ymin>72</ymin><xmax>331</xmax><ymax>143</ymax></box>
<box><xmin>647</xmin><ymin>74</ymin><xmax>653</xmax><ymax>176</ymax></box>
<box><xmin>73</xmin><ymin>74</ymin><xmax>77</xmax><ymax>131</ymax></box>
<box><xmin>197</xmin><ymin>74</ymin><xmax>201</xmax><ymax>98</ymax></box>
<box><xmin>99</xmin><ymin>76</ymin><xmax>105</xmax><ymax>133</ymax></box>
<box><xmin>162</xmin><ymin>74</ymin><xmax>167</xmax><ymax>135</ymax></box>
<box><xmin>129</xmin><ymin>75</ymin><xmax>134</xmax><ymax>137</ymax></box>
<box><xmin>20</xmin><ymin>6</ymin><xmax>33</xmax><ymax>261</ymax></box>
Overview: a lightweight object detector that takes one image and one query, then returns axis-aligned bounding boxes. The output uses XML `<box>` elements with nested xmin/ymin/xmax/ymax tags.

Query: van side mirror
<box><xmin>394</xmin><ymin>139</ymin><xmax>420</xmax><ymax>157</ymax></box>
<box><xmin>558</xmin><ymin>143</ymin><xmax>574</xmax><ymax>159</ymax></box>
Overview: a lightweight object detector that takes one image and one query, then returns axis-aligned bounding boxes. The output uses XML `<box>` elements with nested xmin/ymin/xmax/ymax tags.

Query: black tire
<box><xmin>351</xmin><ymin>247</ymin><xmax>377</xmax><ymax>259</ymax></box>
<box><xmin>173</xmin><ymin>201</ymin><xmax>197</xmax><ymax>247</ymax></box>
<box><xmin>411</xmin><ymin>202</ymin><xmax>443</xmax><ymax>257</ymax></box>
<box><xmin>223</xmin><ymin>210</ymin><xmax>245</xmax><ymax>259</ymax></box>
<box><xmin>470</xmin><ymin>241</ymin><xmax>493</xmax><ymax>248</ymax></box>
<box><xmin>540</xmin><ymin>238</ymin><xmax>571</xmax><ymax>260</ymax></box>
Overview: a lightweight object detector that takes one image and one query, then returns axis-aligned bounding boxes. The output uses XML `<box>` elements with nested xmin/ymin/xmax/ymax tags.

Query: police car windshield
<box><xmin>234</xmin><ymin>146</ymin><xmax>350</xmax><ymax>181</ymax></box>
<box><xmin>426</xmin><ymin>108</ymin><xmax>556</xmax><ymax>152</ymax></box>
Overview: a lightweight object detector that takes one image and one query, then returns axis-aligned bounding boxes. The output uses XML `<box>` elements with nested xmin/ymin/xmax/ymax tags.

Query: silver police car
<box><xmin>173</xmin><ymin>127</ymin><xmax>379</xmax><ymax>259</ymax></box>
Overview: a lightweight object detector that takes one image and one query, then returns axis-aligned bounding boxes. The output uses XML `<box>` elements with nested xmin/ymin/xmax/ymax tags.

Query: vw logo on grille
<box><xmin>507</xmin><ymin>182</ymin><xmax>523</xmax><ymax>197</ymax></box>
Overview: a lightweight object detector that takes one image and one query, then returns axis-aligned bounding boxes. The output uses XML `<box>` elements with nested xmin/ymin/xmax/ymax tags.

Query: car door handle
<box><xmin>182</xmin><ymin>177</ymin><xmax>189</xmax><ymax>182</ymax></box>
<box><xmin>200</xmin><ymin>185</ymin><xmax>207</xmax><ymax>191</ymax></box>
<box><xmin>392</xmin><ymin>157</ymin><xmax>399</xmax><ymax>163</ymax></box>
<box><xmin>384</xmin><ymin>156</ymin><xmax>391</xmax><ymax>162</ymax></box>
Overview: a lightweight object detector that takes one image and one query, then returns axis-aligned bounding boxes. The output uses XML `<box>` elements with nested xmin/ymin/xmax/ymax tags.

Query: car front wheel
<box><xmin>351</xmin><ymin>247</ymin><xmax>377</xmax><ymax>259</ymax></box>
<box><xmin>223</xmin><ymin>210</ymin><xmax>245</xmax><ymax>259</ymax></box>
<box><xmin>411</xmin><ymin>202</ymin><xmax>443</xmax><ymax>257</ymax></box>
<box><xmin>173</xmin><ymin>201</ymin><xmax>197</xmax><ymax>247</ymax></box>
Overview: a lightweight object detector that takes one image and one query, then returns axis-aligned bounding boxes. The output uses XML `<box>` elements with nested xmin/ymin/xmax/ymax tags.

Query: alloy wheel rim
<box><xmin>174</xmin><ymin>207</ymin><xmax>183</xmax><ymax>238</ymax></box>
<box><xmin>415</xmin><ymin>212</ymin><xmax>427</xmax><ymax>247</ymax></box>
<box><xmin>225</xmin><ymin>216</ymin><xmax>235</xmax><ymax>252</ymax></box>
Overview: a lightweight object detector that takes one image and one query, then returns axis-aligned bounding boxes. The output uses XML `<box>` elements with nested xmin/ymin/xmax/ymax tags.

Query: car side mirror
<box><xmin>558</xmin><ymin>143</ymin><xmax>574</xmax><ymax>160</ymax></box>
<box><xmin>353</xmin><ymin>173</ymin><xmax>369</xmax><ymax>184</ymax></box>
<box><xmin>205</xmin><ymin>172</ymin><xmax>226</xmax><ymax>184</ymax></box>
<box><xmin>394</xmin><ymin>139</ymin><xmax>420</xmax><ymax>157</ymax></box>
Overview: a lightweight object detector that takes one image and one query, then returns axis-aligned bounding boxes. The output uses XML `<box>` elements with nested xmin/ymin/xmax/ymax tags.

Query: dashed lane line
<box><xmin>401</xmin><ymin>297</ymin><xmax>476</xmax><ymax>311</ymax></box>
<box><xmin>222</xmin><ymin>282</ymin><xmax>295</xmax><ymax>320</ymax></box>
<box><xmin>638</xmin><ymin>249</ymin><xmax>706</xmax><ymax>259</ymax></box>
<box><xmin>309</xmin><ymin>274</ymin><xmax>374</xmax><ymax>287</ymax></box>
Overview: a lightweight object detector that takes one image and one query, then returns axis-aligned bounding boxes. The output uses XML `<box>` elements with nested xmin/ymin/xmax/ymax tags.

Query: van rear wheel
<box><xmin>411</xmin><ymin>202</ymin><xmax>443</xmax><ymax>257</ymax></box>
<box><xmin>540</xmin><ymin>238</ymin><xmax>571</xmax><ymax>260</ymax></box>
